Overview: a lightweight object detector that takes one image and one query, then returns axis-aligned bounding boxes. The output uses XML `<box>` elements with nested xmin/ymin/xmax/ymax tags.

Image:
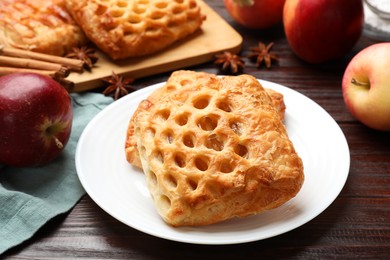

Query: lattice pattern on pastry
<box><xmin>65</xmin><ymin>0</ymin><xmax>205</xmax><ymax>59</ymax></box>
<box><xmin>125</xmin><ymin>76</ymin><xmax>286</xmax><ymax>169</ymax></box>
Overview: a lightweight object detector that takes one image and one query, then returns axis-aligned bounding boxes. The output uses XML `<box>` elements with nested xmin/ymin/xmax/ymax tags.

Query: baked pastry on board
<box><xmin>0</xmin><ymin>0</ymin><xmax>87</xmax><ymax>56</ymax></box>
<box><xmin>129</xmin><ymin>70</ymin><xmax>304</xmax><ymax>226</ymax></box>
<box><xmin>66</xmin><ymin>0</ymin><xmax>206</xmax><ymax>60</ymax></box>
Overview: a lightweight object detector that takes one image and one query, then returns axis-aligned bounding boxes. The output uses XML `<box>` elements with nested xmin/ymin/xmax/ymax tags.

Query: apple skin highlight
<box><xmin>342</xmin><ymin>43</ymin><xmax>390</xmax><ymax>131</ymax></box>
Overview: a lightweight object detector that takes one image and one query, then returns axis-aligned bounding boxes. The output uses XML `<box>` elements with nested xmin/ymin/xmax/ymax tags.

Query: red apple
<box><xmin>283</xmin><ymin>0</ymin><xmax>364</xmax><ymax>63</ymax></box>
<box><xmin>224</xmin><ymin>0</ymin><xmax>286</xmax><ymax>29</ymax></box>
<box><xmin>0</xmin><ymin>73</ymin><xmax>73</xmax><ymax>167</ymax></box>
<box><xmin>342</xmin><ymin>43</ymin><xmax>390</xmax><ymax>131</ymax></box>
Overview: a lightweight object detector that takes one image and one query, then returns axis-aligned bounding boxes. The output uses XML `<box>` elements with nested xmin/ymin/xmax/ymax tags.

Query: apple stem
<box><xmin>53</xmin><ymin>136</ymin><xmax>64</xmax><ymax>149</ymax></box>
<box><xmin>351</xmin><ymin>78</ymin><xmax>370</xmax><ymax>88</ymax></box>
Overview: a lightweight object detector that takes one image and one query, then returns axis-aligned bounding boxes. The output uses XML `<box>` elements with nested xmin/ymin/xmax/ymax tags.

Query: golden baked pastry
<box><xmin>65</xmin><ymin>0</ymin><xmax>206</xmax><ymax>60</ymax></box>
<box><xmin>131</xmin><ymin>71</ymin><xmax>304</xmax><ymax>226</ymax></box>
<box><xmin>265</xmin><ymin>88</ymin><xmax>286</xmax><ymax>121</ymax></box>
<box><xmin>125</xmin><ymin>75</ymin><xmax>287</xmax><ymax>169</ymax></box>
<box><xmin>0</xmin><ymin>0</ymin><xmax>88</xmax><ymax>56</ymax></box>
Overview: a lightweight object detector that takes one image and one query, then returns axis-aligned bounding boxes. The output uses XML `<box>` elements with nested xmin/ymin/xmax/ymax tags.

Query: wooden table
<box><xmin>4</xmin><ymin>1</ymin><xmax>390</xmax><ymax>259</ymax></box>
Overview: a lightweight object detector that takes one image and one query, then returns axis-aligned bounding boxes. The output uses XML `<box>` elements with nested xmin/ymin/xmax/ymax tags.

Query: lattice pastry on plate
<box><xmin>65</xmin><ymin>0</ymin><xmax>206</xmax><ymax>60</ymax></box>
<box><xmin>129</xmin><ymin>70</ymin><xmax>304</xmax><ymax>226</ymax></box>
<box><xmin>0</xmin><ymin>0</ymin><xmax>88</xmax><ymax>56</ymax></box>
<box><xmin>126</xmin><ymin>74</ymin><xmax>286</xmax><ymax>169</ymax></box>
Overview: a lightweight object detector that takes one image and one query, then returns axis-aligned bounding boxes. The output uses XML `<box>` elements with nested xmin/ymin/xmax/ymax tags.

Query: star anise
<box><xmin>214</xmin><ymin>51</ymin><xmax>245</xmax><ymax>74</ymax></box>
<box><xmin>65</xmin><ymin>46</ymin><xmax>98</xmax><ymax>71</ymax></box>
<box><xmin>248</xmin><ymin>42</ymin><xmax>278</xmax><ymax>69</ymax></box>
<box><xmin>102</xmin><ymin>71</ymin><xmax>135</xmax><ymax>100</ymax></box>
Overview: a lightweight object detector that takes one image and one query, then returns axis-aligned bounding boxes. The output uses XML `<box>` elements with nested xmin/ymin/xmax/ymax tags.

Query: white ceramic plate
<box><xmin>75</xmin><ymin>79</ymin><xmax>350</xmax><ymax>245</ymax></box>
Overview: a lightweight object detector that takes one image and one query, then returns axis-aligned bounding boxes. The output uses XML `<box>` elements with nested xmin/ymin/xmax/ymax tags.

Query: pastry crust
<box><xmin>0</xmin><ymin>0</ymin><xmax>88</xmax><ymax>56</ymax></box>
<box><xmin>125</xmin><ymin>75</ymin><xmax>287</xmax><ymax>168</ymax></box>
<box><xmin>65</xmin><ymin>0</ymin><xmax>206</xmax><ymax>60</ymax></box>
<box><xmin>131</xmin><ymin>71</ymin><xmax>304</xmax><ymax>226</ymax></box>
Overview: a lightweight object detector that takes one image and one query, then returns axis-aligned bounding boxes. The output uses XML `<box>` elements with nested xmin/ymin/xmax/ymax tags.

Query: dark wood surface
<box><xmin>4</xmin><ymin>1</ymin><xmax>390</xmax><ymax>259</ymax></box>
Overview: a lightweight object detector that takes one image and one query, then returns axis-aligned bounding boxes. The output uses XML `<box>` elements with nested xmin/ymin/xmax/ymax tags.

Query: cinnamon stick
<box><xmin>0</xmin><ymin>56</ymin><xmax>70</xmax><ymax>76</ymax></box>
<box><xmin>0</xmin><ymin>66</ymin><xmax>73</xmax><ymax>90</ymax></box>
<box><xmin>0</xmin><ymin>67</ymin><xmax>58</xmax><ymax>77</ymax></box>
<box><xmin>0</xmin><ymin>45</ymin><xmax>84</xmax><ymax>71</ymax></box>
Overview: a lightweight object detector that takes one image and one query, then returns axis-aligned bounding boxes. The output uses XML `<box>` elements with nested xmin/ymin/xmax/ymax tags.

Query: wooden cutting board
<box><xmin>69</xmin><ymin>0</ymin><xmax>242</xmax><ymax>92</ymax></box>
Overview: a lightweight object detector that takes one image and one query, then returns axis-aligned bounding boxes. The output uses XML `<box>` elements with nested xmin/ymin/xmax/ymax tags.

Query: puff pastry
<box><xmin>126</xmin><ymin>74</ymin><xmax>286</xmax><ymax>169</ymax></box>
<box><xmin>130</xmin><ymin>71</ymin><xmax>304</xmax><ymax>226</ymax></box>
<box><xmin>65</xmin><ymin>0</ymin><xmax>206</xmax><ymax>60</ymax></box>
<box><xmin>0</xmin><ymin>0</ymin><xmax>88</xmax><ymax>56</ymax></box>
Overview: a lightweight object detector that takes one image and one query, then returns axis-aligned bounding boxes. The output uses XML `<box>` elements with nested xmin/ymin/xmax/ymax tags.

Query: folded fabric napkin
<box><xmin>0</xmin><ymin>92</ymin><xmax>113</xmax><ymax>255</ymax></box>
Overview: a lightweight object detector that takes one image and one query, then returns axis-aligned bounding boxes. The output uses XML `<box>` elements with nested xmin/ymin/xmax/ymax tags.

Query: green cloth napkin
<box><xmin>0</xmin><ymin>92</ymin><xmax>113</xmax><ymax>255</ymax></box>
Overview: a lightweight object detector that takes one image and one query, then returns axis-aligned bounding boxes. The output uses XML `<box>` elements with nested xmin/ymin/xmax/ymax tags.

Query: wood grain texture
<box><xmin>3</xmin><ymin>0</ymin><xmax>390</xmax><ymax>259</ymax></box>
